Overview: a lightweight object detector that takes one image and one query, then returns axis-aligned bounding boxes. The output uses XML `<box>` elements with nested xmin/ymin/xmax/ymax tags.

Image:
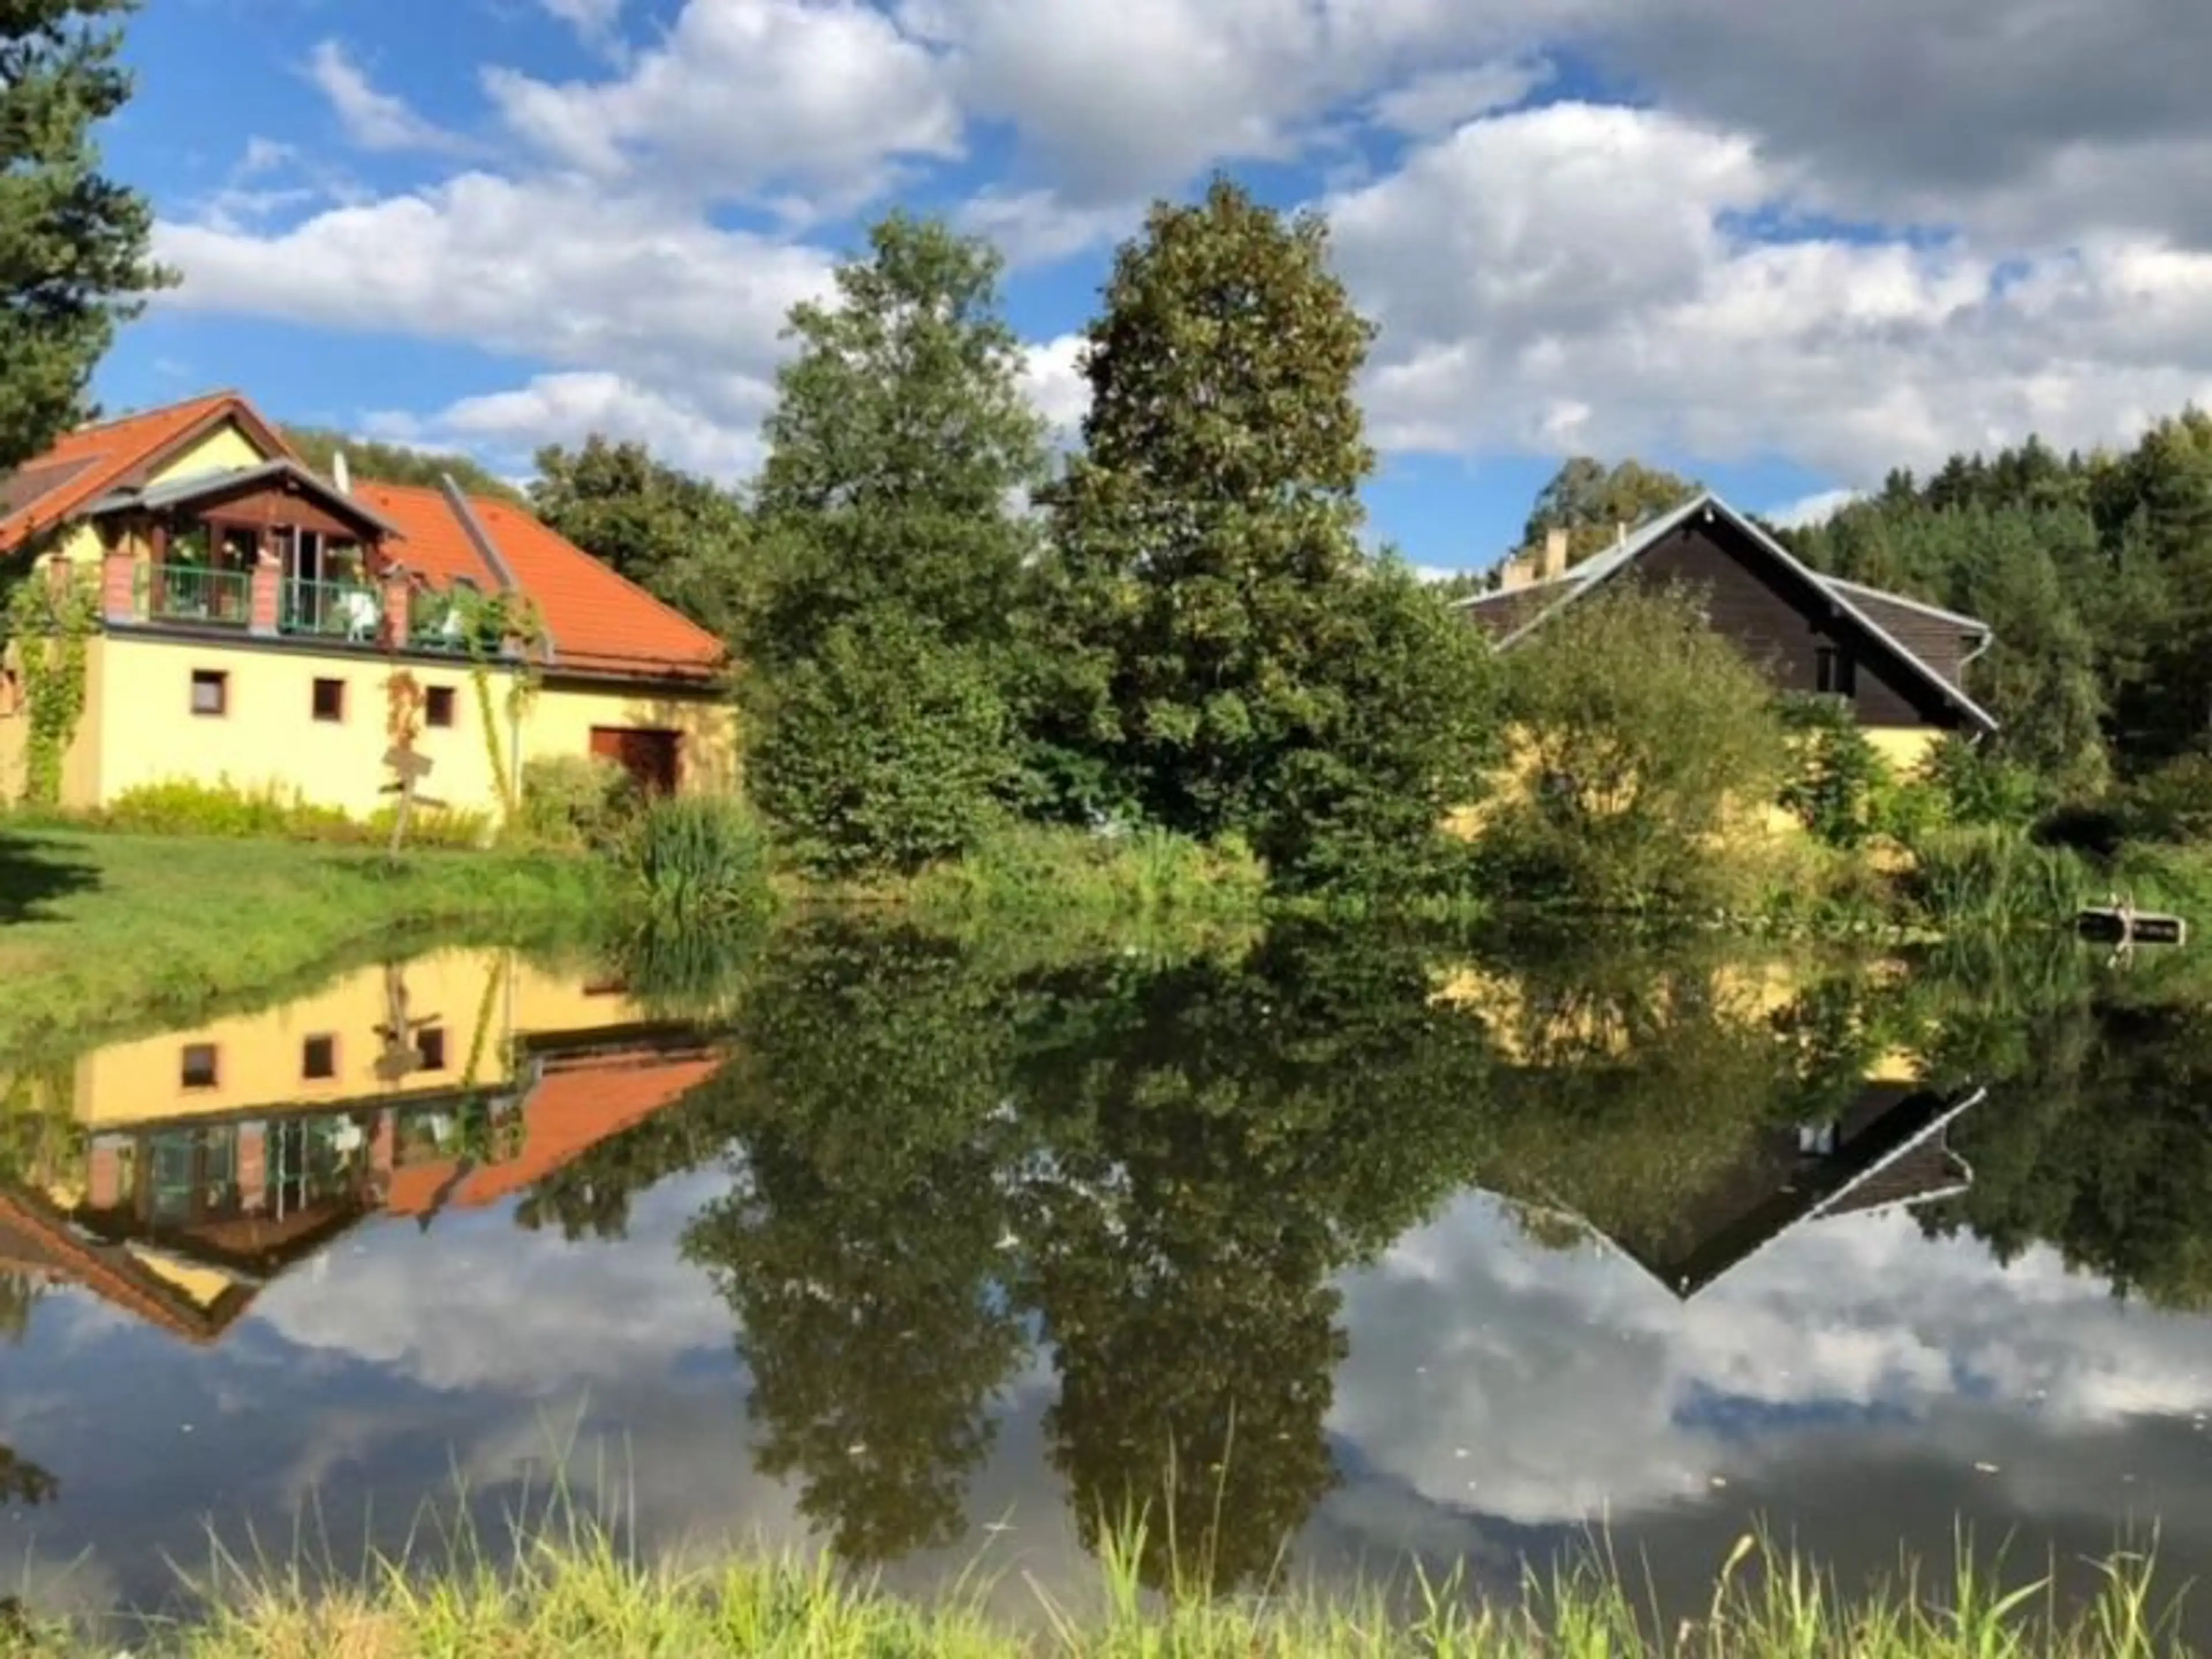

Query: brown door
<box><xmin>589</xmin><ymin>726</ymin><xmax>681</xmax><ymax>795</ymax></box>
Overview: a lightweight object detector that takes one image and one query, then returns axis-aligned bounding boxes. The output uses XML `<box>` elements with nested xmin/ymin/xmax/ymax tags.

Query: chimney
<box><xmin>1538</xmin><ymin>527</ymin><xmax>1569</xmax><ymax>583</ymax></box>
<box><xmin>332</xmin><ymin>450</ymin><xmax>351</xmax><ymax>495</ymax></box>
<box><xmin>1615</xmin><ymin>520</ymin><xmax>1627</xmax><ymax>547</ymax></box>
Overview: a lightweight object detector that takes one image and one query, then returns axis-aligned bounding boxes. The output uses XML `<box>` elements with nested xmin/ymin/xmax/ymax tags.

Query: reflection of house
<box><xmin>1558</xmin><ymin>1084</ymin><xmax>1985</xmax><ymax>1301</ymax></box>
<box><xmin>0</xmin><ymin>952</ymin><xmax>720</xmax><ymax>1343</ymax></box>
<box><xmin>1457</xmin><ymin>493</ymin><xmax>1996</xmax><ymax>774</ymax></box>
<box><xmin>0</xmin><ymin>391</ymin><xmax>736</xmax><ymax>813</ymax></box>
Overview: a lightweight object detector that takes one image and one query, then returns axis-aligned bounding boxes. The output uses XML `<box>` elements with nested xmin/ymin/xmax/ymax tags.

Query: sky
<box><xmin>91</xmin><ymin>0</ymin><xmax>2212</xmax><ymax>575</ymax></box>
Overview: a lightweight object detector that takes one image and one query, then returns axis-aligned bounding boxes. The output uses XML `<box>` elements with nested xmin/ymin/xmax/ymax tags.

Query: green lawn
<box><xmin>0</xmin><ymin>827</ymin><xmax>609</xmax><ymax>1059</ymax></box>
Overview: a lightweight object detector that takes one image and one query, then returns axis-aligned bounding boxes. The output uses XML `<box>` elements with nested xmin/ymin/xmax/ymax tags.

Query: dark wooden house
<box><xmin>1459</xmin><ymin>494</ymin><xmax>1998</xmax><ymax>743</ymax></box>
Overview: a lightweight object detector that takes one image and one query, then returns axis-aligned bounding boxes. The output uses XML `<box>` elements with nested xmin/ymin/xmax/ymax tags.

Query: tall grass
<box><xmin>1904</xmin><ymin>827</ymin><xmax>2092</xmax><ymax>933</ymax></box>
<box><xmin>903</xmin><ymin>823</ymin><xmax>1267</xmax><ymax>925</ymax></box>
<box><xmin>614</xmin><ymin>796</ymin><xmax>775</xmax><ymax>926</ymax></box>
<box><xmin>22</xmin><ymin>1518</ymin><xmax>2190</xmax><ymax>1658</ymax></box>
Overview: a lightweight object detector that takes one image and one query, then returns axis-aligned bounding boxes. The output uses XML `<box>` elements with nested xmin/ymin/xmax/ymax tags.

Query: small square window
<box><xmin>302</xmin><ymin>1034</ymin><xmax>337</xmax><ymax>1081</ymax></box>
<box><xmin>416</xmin><ymin>1025</ymin><xmax>448</xmax><ymax>1071</ymax></box>
<box><xmin>425</xmin><ymin>685</ymin><xmax>457</xmax><ymax>728</ymax></box>
<box><xmin>180</xmin><ymin>1043</ymin><xmax>219</xmax><ymax>1089</ymax></box>
<box><xmin>190</xmin><ymin>670</ymin><xmax>228</xmax><ymax>717</ymax></box>
<box><xmin>311</xmin><ymin>677</ymin><xmax>346</xmax><ymax>722</ymax></box>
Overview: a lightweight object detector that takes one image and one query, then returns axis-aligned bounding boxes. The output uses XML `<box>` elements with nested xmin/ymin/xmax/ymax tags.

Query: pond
<box><xmin>0</xmin><ymin>921</ymin><xmax>2209</xmax><ymax>1634</ymax></box>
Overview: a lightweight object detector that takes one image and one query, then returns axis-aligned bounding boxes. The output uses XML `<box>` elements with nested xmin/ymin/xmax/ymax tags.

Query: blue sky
<box><xmin>95</xmin><ymin>0</ymin><xmax>2212</xmax><ymax>574</ymax></box>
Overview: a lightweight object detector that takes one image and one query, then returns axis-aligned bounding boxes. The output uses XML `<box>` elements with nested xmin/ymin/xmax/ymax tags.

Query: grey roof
<box><xmin>88</xmin><ymin>459</ymin><xmax>406</xmax><ymax>538</ymax></box>
<box><xmin>1468</xmin><ymin>491</ymin><xmax>1999</xmax><ymax>736</ymax></box>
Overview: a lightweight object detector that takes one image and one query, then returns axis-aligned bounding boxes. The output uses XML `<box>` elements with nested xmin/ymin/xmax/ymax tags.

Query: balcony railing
<box><xmin>141</xmin><ymin>561</ymin><xmax>250</xmax><ymax>627</ymax></box>
<box><xmin>409</xmin><ymin>589</ymin><xmax>474</xmax><ymax>654</ymax></box>
<box><xmin>279</xmin><ymin>578</ymin><xmax>382</xmax><ymax>641</ymax></box>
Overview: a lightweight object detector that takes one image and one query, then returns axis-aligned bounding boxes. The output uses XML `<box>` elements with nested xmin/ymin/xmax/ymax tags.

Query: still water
<box><xmin>1</xmin><ymin>921</ymin><xmax>2210</xmax><ymax>1628</ymax></box>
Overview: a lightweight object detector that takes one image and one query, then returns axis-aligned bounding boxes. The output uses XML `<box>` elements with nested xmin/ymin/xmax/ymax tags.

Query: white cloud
<box><xmin>540</xmin><ymin>0</ymin><xmax>624</xmax><ymax>40</ymax></box>
<box><xmin>1369</xmin><ymin>58</ymin><xmax>1551</xmax><ymax>137</ymax></box>
<box><xmin>483</xmin><ymin>0</ymin><xmax>961</xmax><ymax>211</ymax></box>
<box><xmin>305</xmin><ymin>40</ymin><xmax>469</xmax><ymax>155</ymax></box>
<box><xmin>1017</xmin><ymin>333</ymin><xmax>1089</xmax><ymax>445</ymax></box>
<box><xmin>1326</xmin><ymin>102</ymin><xmax>2212</xmax><ymax>482</ymax></box>
<box><xmin>955</xmin><ymin>188</ymin><xmax>1140</xmax><ymax>268</ymax></box>
<box><xmin>1768</xmin><ymin>488</ymin><xmax>1863</xmax><ymax>529</ymax></box>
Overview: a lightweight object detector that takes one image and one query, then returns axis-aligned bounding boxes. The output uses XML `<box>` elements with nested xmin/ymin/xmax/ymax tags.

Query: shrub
<box><xmin>748</xmin><ymin>608</ymin><xmax>1016</xmax><ymax>876</ymax></box>
<box><xmin>907</xmin><ymin>822</ymin><xmax>1267</xmax><ymax>918</ymax></box>
<box><xmin>2118</xmin><ymin>752</ymin><xmax>2212</xmax><ymax>844</ymax></box>
<box><xmin>1924</xmin><ymin>734</ymin><xmax>2041</xmax><ymax>827</ymax></box>
<box><xmin>616</xmin><ymin>794</ymin><xmax>775</xmax><ymax>923</ymax></box>
<box><xmin>518</xmin><ymin>754</ymin><xmax>641</xmax><ymax>850</ymax></box>
<box><xmin>1776</xmin><ymin>694</ymin><xmax>1888</xmax><ymax>849</ymax></box>
<box><xmin>1485</xmin><ymin>586</ymin><xmax>1789</xmax><ymax>913</ymax></box>
<box><xmin>2032</xmin><ymin>801</ymin><xmax>2127</xmax><ymax>859</ymax></box>
<box><xmin>96</xmin><ymin>778</ymin><xmax>490</xmax><ymax>848</ymax></box>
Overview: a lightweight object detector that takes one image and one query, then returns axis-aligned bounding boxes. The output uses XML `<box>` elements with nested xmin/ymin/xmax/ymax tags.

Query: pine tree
<box><xmin>0</xmin><ymin>0</ymin><xmax>174</xmax><ymax>474</ymax></box>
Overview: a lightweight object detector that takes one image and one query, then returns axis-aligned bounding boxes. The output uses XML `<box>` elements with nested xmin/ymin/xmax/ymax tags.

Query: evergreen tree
<box><xmin>1036</xmin><ymin>176</ymin><xmax>1493</xmax><ymax>888</ymax></box>
<box><xmin>745</xmin><ymin>213</ymin><xmax>1047</xmax><ymax>872</ymax></box>
<box><xmin>0</xmin><ymin>0</ymin><xmax>173</xmax><ymax>475</ymax></box>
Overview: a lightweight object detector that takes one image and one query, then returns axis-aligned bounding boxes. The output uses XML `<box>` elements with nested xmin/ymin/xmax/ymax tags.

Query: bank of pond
<box><xmin>0</xmin><ymin>911</ymin><xmax>2209</xmax><ymax>1647</ymax></box>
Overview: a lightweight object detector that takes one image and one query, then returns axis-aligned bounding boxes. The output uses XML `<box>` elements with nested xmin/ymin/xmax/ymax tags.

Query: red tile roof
<box><xmin>0</xmin><ymin>391</ymin><xmax>288</xmax><ymax>552</ymax></box>
<box><xmin>386</xmin><ymin>1047</ymin><xmax>721</xmax><ymax>1218</ymax></box>
<box><xmin>354</xmin><ymin>482</ymin><xmax>726</xmax><ymax>682</ymax></box>
<box><xmin>0</xmin><ymin>389</ymin><xmax>727</xmax><ymax>684</ymax></box>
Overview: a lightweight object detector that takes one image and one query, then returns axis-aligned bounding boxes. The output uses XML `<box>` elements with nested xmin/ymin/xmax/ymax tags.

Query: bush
<box><xmin>617</xmin><ymin>794</ymin><xmax>775</xmax><ymax>923</ymax></box>
<box><xmin>2031</xmin><ymin>801</ymin><xmax>2127</xmax><ymax>859</ymax></box>
<box><xmin>1924</xmin><ymin>734</ymin><xmax>2041</xmax><ymax>827</ymax></box>
<box><xmin>1484</xmin><ymin>586</ymin><xmax>1789</xmax><ymax>913</ymax></box>
<box><xmin>748</xmin><ymin>608</ymin><xmax>1016</xmax><ymax>877</ymax></box>
<box><xmin>518</xmin><ymin>754</ymin><xmax>641</xmax><ymax>850</ymax></box>
<box><xmin>2118</xmin><ymin>752</ymin><xmax>2212</xmax><ymax>844</ymax></box>
<box><xmin>1776</xmin><ymin>694</ymin><xmax>1888</xmax><ymax>849</ymax></box>
<box><xmin>96</xmin><ymin>778</ymin><xmax>491</xmax><ymax>848</ymax></box>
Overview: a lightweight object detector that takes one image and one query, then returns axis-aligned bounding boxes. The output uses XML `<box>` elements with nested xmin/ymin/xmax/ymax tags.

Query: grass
<box><xmin>897</xmin><ymin>824</ymin><xmax>1269</xmax><ymax>928</ymax></box>
<box><xmin>0</xmin><ymin>825</ymin><xmax>610</xmax><ymax>1060</ymax></box>
<box><xmin>9</xmin><ymin>1521</ymin><xmax>2187</xmax><ymax>1659</ymax></box>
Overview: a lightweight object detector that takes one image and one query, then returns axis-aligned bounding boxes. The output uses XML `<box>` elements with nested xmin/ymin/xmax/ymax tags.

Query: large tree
<box><xmin>744</xmin><ymin>213</ymin><xmax>1047</xmax><ymax>873</ymax></box>
<box><xmin>529</xmin><ymin>435</ymin><xmax>753</xmax><ymax>629</ymax></box>
<box><xmin>1035</xmin><ymin>176</ymin><xmax>1494</xmax><ymax>888</ymax></box>
<box><xmin>1520</xmin><ymin>456</ymin><xmax>1700</xmax><ymax>568</ymax></box>
<box><xmin>0</xmin><ymin>0</ymin><xmax>173</xmax><ymax>474</ymax></box>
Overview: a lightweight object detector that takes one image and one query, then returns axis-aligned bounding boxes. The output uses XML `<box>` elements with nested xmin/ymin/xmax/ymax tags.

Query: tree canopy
<box><xmin>0</xmin><ymin>0</ymin><xmax>173</xmax><ymax>474</ymax></box>
<box><xmin>743</xmin><ymin>213</ymin><xmax>1048</xmax><ymax>874</ymax></box>
<box><xmin>1031</xmin><ymin>176</ymin><xmax>1494</xmax><ymax>889</ymax></box>
<box><xmin>1521</xmin><ymin>456</ymin><xmax>1701</xmax><ymax>568</ymax></box>
<box><xmin>529</xmin><ymin>435</ymin><xmax>753</xmax><ymax>630</ymax></box>
<box><xmin>278</xmin><ymin>426</ymin><xmax>525</xmax><ymax>503</ymax></box>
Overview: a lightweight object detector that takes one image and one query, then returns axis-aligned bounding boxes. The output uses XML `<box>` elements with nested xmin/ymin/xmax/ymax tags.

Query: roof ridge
<box><xmin>62</xmin><ymin>388</ymin><xmax>238</xmax><ymax>441</ymax></box>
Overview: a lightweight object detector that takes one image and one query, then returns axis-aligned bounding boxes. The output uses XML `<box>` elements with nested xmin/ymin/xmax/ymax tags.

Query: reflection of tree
<box><xmin>681</xmin><ymin>923</ymin><xmax>1036</xmax><ymax>1563</ymax></box>
<box><xmin>0</xmin><ymin>1444</ymin><xmax>55</xmax><ymax>1507</ymax></box>
<box><xmin>0</xmin><ymin>1272</ymin><xmax>40</xmax><ymax>1344</ymax></box>
<box><xmin>1923</xmin><ymin>994</ymin><xmax>2212</xmax><ymax>1310</ymax></box>
<box><xmin>514</xmin><ymin>1090</ymin><xmax>728</xmax><ymax>1243</ymax></box>
<box><xmin>1015</xmin><ymin>922</ymin><xmax>1495</xmax><ymax>1591</ymax></box>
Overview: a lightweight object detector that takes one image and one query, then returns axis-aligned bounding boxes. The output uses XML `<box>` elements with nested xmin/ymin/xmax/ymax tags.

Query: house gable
<box><xmin>1460</xmin><ymin>493</ymin><xmax>1997</xmax><ymax>736</ymax></box>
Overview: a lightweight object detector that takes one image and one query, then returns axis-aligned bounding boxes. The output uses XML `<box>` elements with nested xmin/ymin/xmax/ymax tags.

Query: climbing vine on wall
<box><xmin>4</xmin><ymin>566</ymin><xmax>99</xmax><ymax>808</ymax></box>
<box><xmin>454</xmin><ymin>589</ymin><xmax>550</xmax><ymax>822</ymax></box>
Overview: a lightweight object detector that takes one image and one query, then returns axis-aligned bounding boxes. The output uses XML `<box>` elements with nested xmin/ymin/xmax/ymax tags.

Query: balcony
<box><xmin>409</xmin><ymin>589</ymin><xmax>474</xmax><ymax>655</ymax></box>
<box><xmin>141</xmin><ymin>562</ymin><xmax>251</xmax><ymax>627</ymax></box>
<box><xmin>279</xmin><ymin>578</ymin><xmax>382</xmax><ymax>641</ymax></box>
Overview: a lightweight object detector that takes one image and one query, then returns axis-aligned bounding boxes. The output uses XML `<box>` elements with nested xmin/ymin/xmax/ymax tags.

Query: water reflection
<box><xmin>0</xmin><ymin>922</ymin><xmax>2209</xmax><ymax>1629</ymax></box>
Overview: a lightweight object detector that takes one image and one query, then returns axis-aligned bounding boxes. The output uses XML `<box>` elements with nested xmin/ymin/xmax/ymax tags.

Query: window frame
<box><xmin>310</xmin><ymin>676</ymin><xmax>347</xmax><ymax>724</ymax></box>
<box><xmin>424</xmin><ymin>685</ymin><xmax>457</xmax><ymax>729</ymax></box>
<box><xmin>190</xmin><ymin>669</ymin><xmax>229</xmax><ymax>718</ymax></box>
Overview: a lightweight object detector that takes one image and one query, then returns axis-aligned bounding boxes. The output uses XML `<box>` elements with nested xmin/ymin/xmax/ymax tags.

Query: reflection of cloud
<box><xmin>1330</xmin><ymin>1193</ymin><xmax>2212</xmax><ymax>1531</ymax></box>
<box><xmin>250</xmin><ymin>1173</ymin><xmax>732</xmax><ymax>1394</ymax></box>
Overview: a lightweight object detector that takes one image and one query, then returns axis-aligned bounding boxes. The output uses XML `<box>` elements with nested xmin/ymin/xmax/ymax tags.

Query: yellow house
<box><xmin>0</xmin><ymin>391</ymin><xmax>738</xmax><ymax>821</ymax></box>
